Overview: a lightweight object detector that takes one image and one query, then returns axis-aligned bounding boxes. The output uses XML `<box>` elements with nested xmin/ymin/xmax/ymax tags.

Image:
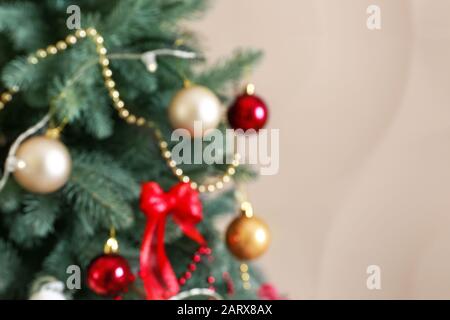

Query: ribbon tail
<box><xmin>178</xmin><ymin>222</ymin><xmax>207</xmax><ymax>246</ymax></box>
<box><xmin>140</xmin><ymin>220</ymin><xmax>158</xmax><ymax>299</ymax></box>
<box><xmin>140</xmin><ymin>215</ymin><xmax>179</xmax><ymax>300</ymax></box>
<box><xmin>155</xmin><ymin>216</ymin><xmax>180</xmax><ymax>299</ymax></box>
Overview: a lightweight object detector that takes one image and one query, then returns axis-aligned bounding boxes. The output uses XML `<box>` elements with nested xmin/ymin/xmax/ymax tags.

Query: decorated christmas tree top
<box><xmin>0</xmin><ymin>0</ymin><xmax>274</xmax><ymax>300</ymax></box>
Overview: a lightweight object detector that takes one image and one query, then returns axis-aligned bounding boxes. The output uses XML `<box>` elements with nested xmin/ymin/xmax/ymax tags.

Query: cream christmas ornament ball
<box><xmin>29</xmin><ymin>277</ymin><xmax>67</xmax><ymax>300</ymax></box>
<box><xmin>168</xmin><ymin>85</ymin><xmax>223</xmax><ymax>138</ymax></box>
<box><xmin>13</xmin><ymin>135</ymin><xmax>72</xmax><ymax>194</ymax></box>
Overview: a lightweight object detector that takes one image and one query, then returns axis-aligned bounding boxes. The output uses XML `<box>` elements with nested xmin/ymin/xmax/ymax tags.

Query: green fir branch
<box><xmin>41</xmin><ymin>239</ymin><xmax>74</xmax><ymax>281</ymax></box>
<box><xmin>0</xmin><ymin>239</ymin><xmax>21</xmax><ymax>295</ymax></box>
<box><xmin>194</xmin><ymin>49</ymin><xmax>263</xmax><ymax>93</ymax></box>
<box><xmin>0</xmin><ymin>182</ymin><xmax>22</xmax><ymax>214</ymax></box>
<box><xmin>9</xmin><ymin>195</ymin><xmax>61</xmax><ymax>248</ymax></box>
<box><xmin>159</xmin><ymin>0</ymin><xmax>209</xmax><ymax>23</ymax></box>
<box><xmin>0</xmin><ymin>2</ymin><xmax>48</xmax><ymax>50</ymax></box>
<box><xmin>202</xmin><ymin>189</ymin><xmax>237</xmax><ymax>217</ymax></box>
<box><xmin>102</xmin><ymin>0</ymin><xmax>160</xmax><ymax>46</ymax></box>
<box><xmin>63</xmin><ymin>151</ymin><xmax>138</xmax><ymax>233</ymax></box>
<box><xmin>2</xmin><ymin>57</ymin><xmax>46</xmax><ymax>90</ymax></box>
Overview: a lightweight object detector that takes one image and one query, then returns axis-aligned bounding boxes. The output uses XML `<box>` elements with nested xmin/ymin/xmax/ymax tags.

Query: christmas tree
<box><xmin>0</xmin><ymin>0</ymin><xmax>273</xmax><ymax>300</ymax></box>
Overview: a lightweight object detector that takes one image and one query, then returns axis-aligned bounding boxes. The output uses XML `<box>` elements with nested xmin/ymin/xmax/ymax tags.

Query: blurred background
<box><xmin>193</xmin><ymin>0</ymin><xmax>450</xmax><ymax>299</ymax></box>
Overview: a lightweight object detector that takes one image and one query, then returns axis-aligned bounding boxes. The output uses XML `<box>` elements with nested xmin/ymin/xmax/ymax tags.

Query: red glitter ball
<box><xmin>228</xmin><ymin>93</ymin><xmax>269</xmax><ymax>131</ymax></box>
<box><xmin>87</xmin><ymin>254</ymin><xmax>135</xmax><ymax>296</ymax></box>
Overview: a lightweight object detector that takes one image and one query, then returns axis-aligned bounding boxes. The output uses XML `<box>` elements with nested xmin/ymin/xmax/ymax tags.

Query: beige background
<box><xmin>193</xmin><ymin>0</ymin><xmax>450</xmax><ymax>299</ymax></box>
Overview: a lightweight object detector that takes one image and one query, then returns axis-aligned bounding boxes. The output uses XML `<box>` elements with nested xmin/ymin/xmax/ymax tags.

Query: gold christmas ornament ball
<box><xmin>226</xmin><ymin>215</ymin><xmax>270</xmax><ymax>260</ymax></box>
<box><xmin>13</xmin><ymin>135</ymin><xmax>72</xmax><ymax>194</ymax></box>
<box><xmin>168</xmin><ymin>85</ymin><xmax>223</xmax><ymax>138</ymax></box>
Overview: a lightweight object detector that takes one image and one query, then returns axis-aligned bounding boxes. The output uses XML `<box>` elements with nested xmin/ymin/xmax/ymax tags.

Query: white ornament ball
<box><xmin>168</xmin><ymin>85</ymin><xmax>223</xmax><ymax>138</ymax></box>
<box><xmin>29</xmin><ymin>278</ymin><xmax>67</xmax><ymax>300</ymax></box>
<box><xmin>13</xmin><ymin>135</ymin><xmax>72</xmax><ymax>194</ymax></box>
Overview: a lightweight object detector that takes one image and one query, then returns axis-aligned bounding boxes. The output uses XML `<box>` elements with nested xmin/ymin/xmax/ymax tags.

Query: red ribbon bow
<box><xmin>139</xmin><ymin>182</ymin><xmax>206</xmax><ymax>300</ymax></box>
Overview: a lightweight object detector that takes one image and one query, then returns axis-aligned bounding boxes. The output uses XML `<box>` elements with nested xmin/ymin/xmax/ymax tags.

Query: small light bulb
<box><xmin>147</xmin><ymin>63</ymin><xmax>158</xmax><ymax>73</ymax></box>
<box><xmin>141</xmin><ymin>52</ymin><xmax>158</xmax><ymax>73</ymax></box>
<box><xmin>246</xmin><ymin>83</ymin><xmax>256</xmax><ymax>95</ymax></box>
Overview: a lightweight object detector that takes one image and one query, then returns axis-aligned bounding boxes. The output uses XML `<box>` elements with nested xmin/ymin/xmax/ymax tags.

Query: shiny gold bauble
<box><xmin>226</xmin><ymin>214</ymin><xmax>270</xmax><ymax>260</ymax></box>
<box><xmin>168</xmin><ymin>85</ymin><xmax>223</xmax><ymax>138</ymax></box>
<box><xmin>13</xmin><ymin>135</ymin><xmax>72</xmax><ymax>194</ymax></box>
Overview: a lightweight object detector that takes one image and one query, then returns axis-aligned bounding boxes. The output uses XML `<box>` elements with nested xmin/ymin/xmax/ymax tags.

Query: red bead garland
<box><xmin>222</xmin><ymin>272</ymin><xmax>235</xmax><ymax>296</ymax></box>
<box><xmin>178</xmin><ymin>246</ymin><xmax>216</xmax><ymax>291</ymax></box>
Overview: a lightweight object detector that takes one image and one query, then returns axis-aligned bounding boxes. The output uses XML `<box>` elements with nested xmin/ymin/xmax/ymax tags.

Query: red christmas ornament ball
<box><xmin>87</xmin><ymin>254</ymin><xmax>135</xmax><ymax>296</ymax></box>
<box><xmin>228</xmin><ymin>92</ymin><xmax>269</xmax><ymax>131</ymax></box>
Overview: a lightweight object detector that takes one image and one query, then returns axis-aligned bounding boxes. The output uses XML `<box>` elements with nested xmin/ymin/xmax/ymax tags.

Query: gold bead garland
<box><xmin>0</xmin><ymin>28</ymin><xmax>240</xmax><ymax>193</ymax></box>
<box><xmin>0</xmin><ymin>87</ymin><xmax>18</xmax><ymax>111</ymax></box>
<box><xmin>240</xmin><ymin>263</ymin><xmax>252</xmax><ymax>290</ymax></box>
